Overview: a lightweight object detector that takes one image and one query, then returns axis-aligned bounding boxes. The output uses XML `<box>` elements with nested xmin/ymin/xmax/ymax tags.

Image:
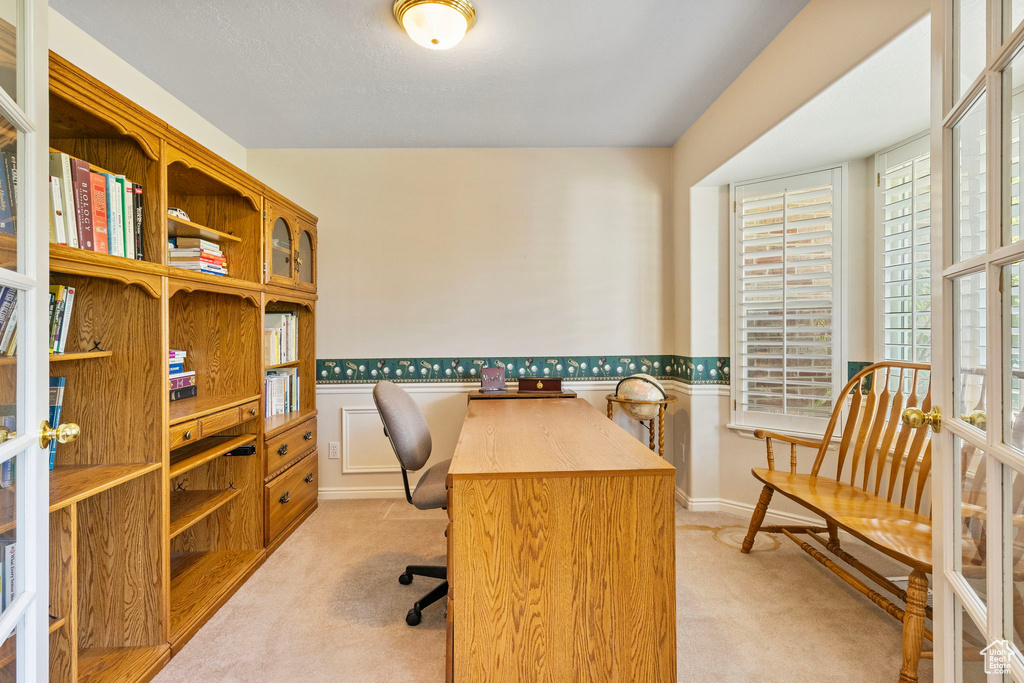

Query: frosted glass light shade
<box><xmin>395</xmin><ymin>0</ymin><xmax>475</xmax><ymax>50</ymax></box>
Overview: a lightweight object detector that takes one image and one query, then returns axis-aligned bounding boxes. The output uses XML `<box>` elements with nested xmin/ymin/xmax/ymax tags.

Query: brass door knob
<box><xmin>39</xmin><ymin>420</ymin><xmax>80</xmax><ymax>449</ymax></box>
<box><xmin>961</xmin><ymin>409</ymin><xmax>987</xmax><ymax>431</ymax></box>
<box><xmin>0</xmin><ymin>427</ymin><xmax>14</xmax><ymax>443</ymax></box>
<box><xmin>902</xmin><ymin>406</ymin><xmax>942</xmax><ymax>433</ymax></box>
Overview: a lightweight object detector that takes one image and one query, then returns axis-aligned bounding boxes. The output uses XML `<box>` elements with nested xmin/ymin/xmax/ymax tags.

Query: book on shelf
<box><xmin>48</xmin><ymin>285</ymin><xmax>76</xmax><ymax>354</ymax></box>
<box><xmin>48</xmin><ymin>151</ymin><xmax>145</xmax><ymax>259</ymax></box>
<box><xmin>0</xmin><ymin>149</ymin><xmax>15</xmax><ymax>237</ymax></box>
<box><xmin>48</xmin><ymin>176</ymin><xmax>66</xmax><ymax>245</ymax></box>
<box><xmin>49</xmin><ymin>153</ymin><xmax>78</xmax><ymax>248</ymax></box>
<box><xmin>169</xmin><ymin>385</ymin><xmax>197</xmax><ymax>402</ymax></box>
<box><xmin>169</xmin><ymin>370</ymin><xmax>196</xmax><ymax>391</ymax></box>
<box><xmin>89</xmin><ymin>172</ymin><xmax>109</xmax><ymax>254</ymax></box>
<box><xmin>104</xmin><ymin>173</ymin><xmax>123</xmax><ymax>258</ymax></box>
<box><xmin>0</xmin><ymin>405</ymin><xmax>11</xmax><ymax>487</ymax></box>
<box><xmin>48</xmin><ymin>377</ymin><xmax>65</xmax><ymax>470</ymax></box>
<box><xmin>169</xmin><ymin>362</ymin><xmax>184</xmax><ymax>374</ymax></box>
<box><xmin>264</xmin><ymin>312</ymin><xmax>298</xmax><ymax>365</ymax></box>
<box><xmin>0</xmin><ymin>286</ymin><xmax>16</xmax><ymax>358</ymax></box>
<box><xmin>0</xmin><ymin>539</ymin><xmax>13</xmax><ymax>611</ymax></box>
<box><xmin>265</xmin><ymin>368</ymin><xmax>299</xmax><ymax>418</ymax></box>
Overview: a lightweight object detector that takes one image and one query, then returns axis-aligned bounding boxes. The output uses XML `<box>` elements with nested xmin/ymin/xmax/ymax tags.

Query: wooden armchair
<box><xmin>740</xmin><ymin>361</ymin><xmax>934</xmax><ymax>683</ymax></box>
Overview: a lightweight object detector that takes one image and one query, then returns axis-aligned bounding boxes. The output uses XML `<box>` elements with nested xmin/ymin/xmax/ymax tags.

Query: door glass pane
<box><xmin>955</xmin><ymin>95</ymin><xmax>988</xmax><ymax>262</ymax></box>
<box><xmin>0</xmin><ymin>287</ymin><xmax>16</xmax><ymax>439</ymax></box>
<box><xmin>271</xmin><ymin>217</ymin><xmax>291</xmax><ymax>279</ymax></box>
<box><xmin>1006</xmin><ymin>48</ymin><xmax>1024</xmax><ymax>246</ymax></box>
<box><xmin>1008</xmin><ymin>465</ymin><xmax>1024</xmax><ymax>652</ymax></box>
<box><xmin>298</xmin><ymin>231</ymin><xmax>312</xmax><ymax>284</ymax></box>
<box><xmin>958</xmin><ymin>596</ymin><xmax>989</xmax><ymax>681</ymax></box>
<box><xmin>955</xmin><ymin>271</ymin><xmax>988</xmax><ymax>428</ymax></box>
<box><xmin>1011</xmin><ymin>0</ymin><xmax>1024</xmax><ymax>39</ymax></box>
<box><xmin>959</xmin><ymin>437</ymin><xmax>989</xmax><ymax>605</ymax></box>
<box><xmin>957</xmin><ymin>0</ymin><xmax>986</xmax><ymax>99</ymax></box>
<box><xmin>0</xmin><ymin>0</ymin><xmax>16</xmax><ymax>103</ymax></box>
<box><xmin>1007</xmin><ymin>261</ymin><xmax>1024</xmax><ymax>449</ymax></box>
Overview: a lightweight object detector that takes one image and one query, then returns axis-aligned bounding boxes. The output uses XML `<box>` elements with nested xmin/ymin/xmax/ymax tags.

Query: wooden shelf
<box><xmin>166</xmin><ymin>267</ymin><xmax>262</xmax><ymax>294</ymax></box>
<box><xmin>265</xmin><ymin>360</ymin><xmax>299</xmax><ymax>369</ymax></box>
<box><xmin>78</xmin><ymin>645</ymin><xmax>170</xmax><ymax>683</ymax></box>
<box><xmin>168</xmin><ymin>215</ymin><xmax>243</xmax><ymax>244</ymax></box>
<box><xmin>0</xmin><ymin>356</ymin><xmax>12</xmax><ymax>366</ymax></box>
<box><xmin>50</xmin><ymin>463</ymin><xmax>161</xmax><ymax>512</ymax></box>
<box><xmin>49</xmin><ymin>350</ymin><xmax>113</xmax><ymax>362</ymax></box>
<box><xmin>169</xmin><ymin>393</ymin><xmax>261</xmax><ymax>425</ymax></box>
<box><xmin>264</xmin><ymin>408</ymin><xmax>317</xmax><ymax>438</ymax></box>
<box><xmin>170</xmin><ymin>434</ymin><xmax>257</xmax><ymax>479</ymax></box>
<box><xmin>169</xmin><ymin>488</ymin><xmax>241</xmax><ymax>538</ymax></box>
<box><xmin>169</xmin><ymin>550</ymin><xmax>263</xmax><ymax>642</ymax></box>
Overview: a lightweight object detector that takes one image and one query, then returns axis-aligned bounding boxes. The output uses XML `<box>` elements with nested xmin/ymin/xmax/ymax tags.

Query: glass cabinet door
<box><xmin>296</xmin><ymin>226</ymin><xmax>314</xmax><ymax>288</ymax></box>
<box><xmin>266</xmin><ymin>204</ymin><xmax>294</xmax><ymax>284</ymax></box>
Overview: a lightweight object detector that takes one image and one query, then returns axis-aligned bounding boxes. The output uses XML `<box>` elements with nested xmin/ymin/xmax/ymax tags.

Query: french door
<box><xmin>0</xmin><ymin>0</ymin><xmax>49</xmax><ymax>679</ymax></box>
<box><xmin>933</xmin><ymin>0</ymin><xmax>1024</xmax><ymax>679</ymax></box>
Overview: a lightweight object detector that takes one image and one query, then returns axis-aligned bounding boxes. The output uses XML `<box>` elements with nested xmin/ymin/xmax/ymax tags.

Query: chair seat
<box><xmin>412</xmin><ymin>458</ymin><xmax>452</xmax><ymax>510</ymax></box>
<box><xmin>752</xmin><ymin>468</ymin><xmax>934</xmax><ymax>570</ymax></box>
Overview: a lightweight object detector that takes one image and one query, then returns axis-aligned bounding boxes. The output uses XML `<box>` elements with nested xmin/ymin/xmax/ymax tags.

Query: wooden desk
<box><xmin>445</xmin><ymin>398</ymin><xmax>677</xmax><ymax>682</ymax></box>
<box><xmin>467</xmin><ymin>387</ymin><xmax>577</xmax><ymax>400</ymax></box>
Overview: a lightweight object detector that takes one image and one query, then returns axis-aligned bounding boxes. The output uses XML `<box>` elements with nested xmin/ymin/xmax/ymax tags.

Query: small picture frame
<box><xmin>480</xmin><ymin>366</ymin><xmax>506</xmax><ymax>392</ymax></box>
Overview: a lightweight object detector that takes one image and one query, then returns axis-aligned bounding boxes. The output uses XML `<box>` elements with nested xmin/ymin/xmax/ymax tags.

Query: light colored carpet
<box><xmin>154</xmin><ymin>500</ymin><xmax>933</xmax><ymax>682</ymax></box>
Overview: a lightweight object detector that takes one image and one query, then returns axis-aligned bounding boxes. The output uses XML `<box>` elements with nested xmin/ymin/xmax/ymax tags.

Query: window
<box><xmin>875</xmin><ymin>134</ymin><xmax>932</xmax><ymax>363</ymax></box>
<box><xmin>731</xmin><ymin>167</ymin><xmax>845</xmax><ymax>433</ymax></box>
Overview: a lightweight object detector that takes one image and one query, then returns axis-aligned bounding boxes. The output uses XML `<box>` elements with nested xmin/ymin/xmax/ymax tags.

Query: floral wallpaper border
<box><xmin>316</xmin><ymin>355</ymin><xmax>732</xmax><ymax>386</ymax></box>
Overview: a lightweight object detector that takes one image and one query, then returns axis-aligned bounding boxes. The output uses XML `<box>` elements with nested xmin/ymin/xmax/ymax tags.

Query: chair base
<box><xmin>399</xmin><ymin>564</ymin><xmax>447</xmax><ymax>626</ymax></box>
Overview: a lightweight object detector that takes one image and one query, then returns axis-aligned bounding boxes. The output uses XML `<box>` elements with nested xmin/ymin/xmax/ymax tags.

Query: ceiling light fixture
<box><xmin>393</xmin><ymin>0</ymin><xmax>476</xmax><ymax>50</ymax></box>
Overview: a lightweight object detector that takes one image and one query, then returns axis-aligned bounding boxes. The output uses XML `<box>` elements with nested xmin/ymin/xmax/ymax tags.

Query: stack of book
<box><xmin>264</xmin><ymin>312</ymin><xmax>298</xmax><ymax>365</ymax></box>
<box><xmin>265</xmin><ymin>369</ymin><xmax>299</xmax><ymax>418</ymax></box>
<box><xmin>168</xmin><ymin>236</ymin><xmax>227</xmax><ymax>277</ymax></box>
<box><xmin>169</xmin><ymin>349</ymin><xmax>197</xmax><ymax>402</ymax></box>
<box><xmin>48</xmin><ymin>151</ymin><xmax>145</xmax><ymax>260</ymax></box>
<box><xmin>48</xmin><ymin>284</ymin><xmax>76</xmax><ymax>354</ymax></box>
<box><xmin>0</xmin><ymin>286</ymin><xmax>16</xmax><ymax>358</ymax></box>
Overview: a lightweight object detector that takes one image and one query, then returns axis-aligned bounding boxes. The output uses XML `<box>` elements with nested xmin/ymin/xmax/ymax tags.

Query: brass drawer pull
<box><xmin>304</xmin><ymin>472</ymin><xmax>314</xmax><ymax>483</ymax></box>
<box><xmin>303</xmin><ymin>430</ymin><xmax>313</xmax><ymax>440</ymax></box>
<box><xmin>279</xmin><ymin>491</ymin><xmax>290</xmax><ymax>504</ymax></box>
<box><xmin>249</xmin><ymin>407</ymin><xmax>258</xmax><ymax>417</ymax></box>
<box><xmin>183</xmin><ymin>430</ymin><xmax>193</xmax><ymax>441</ymax></box>
<box><xmin>278</xmin><ymin>443</ymin><xmax>289</xmax><ymax>456</ymax></box>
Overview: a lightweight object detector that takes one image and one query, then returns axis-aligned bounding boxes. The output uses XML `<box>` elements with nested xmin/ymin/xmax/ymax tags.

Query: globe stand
<box><xmin>605</xmin><ymin>394</ymin><xmax>678</xmax><ymax>459</ymax></box>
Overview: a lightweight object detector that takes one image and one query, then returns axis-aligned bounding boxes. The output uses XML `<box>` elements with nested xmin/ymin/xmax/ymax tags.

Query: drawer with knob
<box><xmin>170</xmin><ymin>420</ymin><xmax>199</xmax><ymax>450</ymax></box>
<box><xmin>264</xmin><ymin>449</ymin><xmax>318</xmax><ymax>544</ymax></box>
<box><xmin>264</xmin><ymin>416</ymin><xmax>317</xmax><ymax>476</ymax></box>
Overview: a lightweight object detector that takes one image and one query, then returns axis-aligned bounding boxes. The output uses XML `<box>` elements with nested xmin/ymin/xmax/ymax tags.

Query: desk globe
<box><xmin>616</xmin><ymin>374</ymin><xmax>666</xmax><ymax>419</ymax></box>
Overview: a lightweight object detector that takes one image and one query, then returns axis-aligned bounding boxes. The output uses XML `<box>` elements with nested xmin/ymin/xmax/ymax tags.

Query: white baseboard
<box><xmin>318</xmin><ymin>486</ymin><xmax>406</xmax><ymax>500</ymax></box>
<box><xmin>674</xmin><ymin>487</ymin><xmax>821</xmax><ymax>526</ymax></box>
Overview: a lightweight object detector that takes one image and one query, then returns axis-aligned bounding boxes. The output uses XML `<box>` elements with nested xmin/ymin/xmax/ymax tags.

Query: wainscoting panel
<box><xmin>341</xmin><ymin>405</ymin><xmax>401</xmax><ymax>474</ymax></box>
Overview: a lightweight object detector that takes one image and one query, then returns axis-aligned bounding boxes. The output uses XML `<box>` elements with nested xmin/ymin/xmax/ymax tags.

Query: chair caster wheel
<box><xmin>398</xmin><ymin>572</ymin><xmax>412</xmax><ymax>585</ymax></box>
<box><xmin>406</xmin><ymin>608</ymin><xmax>422</xmax><ymax>626</ymax></box>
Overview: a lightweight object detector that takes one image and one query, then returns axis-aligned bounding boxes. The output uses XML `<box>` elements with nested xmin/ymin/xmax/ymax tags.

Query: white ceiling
<box><xmin>700</xmin><ymin>16</ymin><xmax>931</xmax><ymax>186</ymax></box>
<box><xmin>51</xmin><ymin>0</ymin><xmax>809</xmax><ymax>148</ymax></box>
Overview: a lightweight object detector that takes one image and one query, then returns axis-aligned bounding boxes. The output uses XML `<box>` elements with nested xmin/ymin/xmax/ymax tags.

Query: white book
<box><xmin>2</xmin><ymin>541</ymin><xmax>14</xmax><ymax>611</ymax></box>
<box><xmin>105</xmin><ymin>175</ymin><xmax>123</xmax><ymax>257</ymax></box>
<box><xmin>58</xmin><ymin>287</ymin><xmax>75</xmax><ymax>354</ymax></box>
<box><xmin>48</xmin><ymin>153</ymin><xmax>78</xmax><ymax>248</ymax></box>
<box><xmin>122</xmin><ymin>178</ymin><xmax>135</xmax><ymax>260</ymax></box>
<box><xmin>49</xmin><ymin>176</ymin><xmax>67</xmax><ymax>245</ymax></box>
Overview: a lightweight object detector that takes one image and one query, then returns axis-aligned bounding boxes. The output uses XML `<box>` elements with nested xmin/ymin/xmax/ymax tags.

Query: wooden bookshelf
<box><xmin>40</xmin><ymin>53</ymin><xmax>319</xmax><ymax>681</ymax></box>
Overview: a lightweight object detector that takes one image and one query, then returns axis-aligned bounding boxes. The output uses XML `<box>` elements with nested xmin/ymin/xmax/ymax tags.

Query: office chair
<box><xmin>372</xmin><ymin>380</ymin><xmax>452</xmax><ymax>626</ymax></box>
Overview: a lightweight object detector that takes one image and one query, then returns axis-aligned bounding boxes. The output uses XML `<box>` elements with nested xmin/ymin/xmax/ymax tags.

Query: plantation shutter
<box><xmin>876</xmin><ymin>135</ymin><xmax>931</xmax><ymax>364</ymax></box>
<box><xmin>732</xmin><ymin>167</ymin><xmax>844</xmax><ymax>433</ymax></box>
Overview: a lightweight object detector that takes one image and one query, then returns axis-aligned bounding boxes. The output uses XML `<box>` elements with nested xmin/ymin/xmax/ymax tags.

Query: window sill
<box><xmin>725</xmin><ymin>423</ymin><xmax>841</xmax><ymax>449</ymax></box>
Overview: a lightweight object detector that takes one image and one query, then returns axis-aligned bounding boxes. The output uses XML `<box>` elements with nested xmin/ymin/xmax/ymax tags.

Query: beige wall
<box><xmin>246</xmin><ymin>148</ymin><xmax>675</xmax><ymax>358</ymax></box>
<box><xmin>49</xmin><ymin>9</ymin><xmax>247</xmax><ymax>168</ymax></box>
<box><xmin>246</xmin><ymin>148</ymin><xmax>676</xmax><ymax>497</ymax></box>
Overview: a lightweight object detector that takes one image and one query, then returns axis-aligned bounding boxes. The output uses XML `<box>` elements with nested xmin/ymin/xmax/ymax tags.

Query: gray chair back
<box><xmin>373</xmin><ymin>380</ymin><xmax>432</xmax><ymax>471</ymax></box>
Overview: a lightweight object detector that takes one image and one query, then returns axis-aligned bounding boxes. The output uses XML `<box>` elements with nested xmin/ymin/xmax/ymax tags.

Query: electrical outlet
<box><xmin>329</xmin><ymin>442</ymin><xmax>340</xmax><ymax>460</ymax></box>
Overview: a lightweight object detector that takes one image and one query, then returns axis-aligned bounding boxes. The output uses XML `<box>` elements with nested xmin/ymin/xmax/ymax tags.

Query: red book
<box><xmin>69</xmin><ymin>159</ymin><xmax>93</xmax><ymax>250</ymax></box>
<box><xmin>88</xmin><ymin>172</ymin><xmax>108</xmax><ymax>253</ymax></box>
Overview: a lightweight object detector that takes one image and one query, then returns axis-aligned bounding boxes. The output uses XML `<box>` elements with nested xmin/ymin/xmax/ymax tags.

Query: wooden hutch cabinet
<box><xmin>43</xmin><ymin>53</ymin><xmax>319</xmax><ymax>682</ymax></box>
